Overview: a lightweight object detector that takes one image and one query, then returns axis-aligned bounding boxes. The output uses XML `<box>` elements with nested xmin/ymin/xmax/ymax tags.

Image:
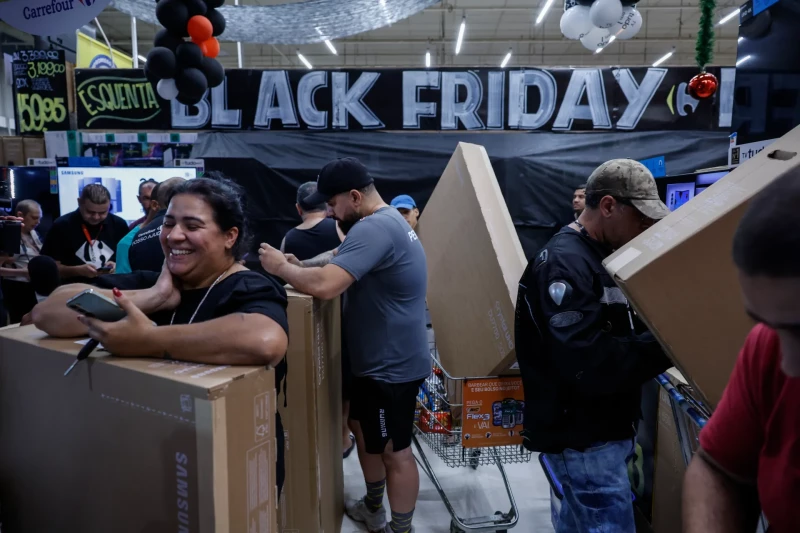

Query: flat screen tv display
<box><xmin>57</xmin><ymin>167</ymin><xmax>197</xmax><ymax>224</ymax></box>
<box><xmin>656</xmin><ymin>170</ymin><xmax>731</xmax><ymax>211</ymax></box>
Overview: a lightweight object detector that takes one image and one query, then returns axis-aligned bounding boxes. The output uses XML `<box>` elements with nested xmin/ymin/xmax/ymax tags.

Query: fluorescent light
<box><xmin>297</xmin><ymin>51</ymin><xmax>313</xmax><ymax>69</ymax></box>
<box><xmin>425</xmin><ymin>49</ymin><xmax>431</xmax><ymax>68</ymax></box>
<box><xmin>736</xmin><ymin>54</ymin><xmax>751</xmax><ymax>66</ymax></box>
<box><xmin>652</xmin><ymin>50</ymin><xmax>674</xmax><ymax>67</ymax></box>
<box><xmin>595</xmin><ymin>35</ymin><xmax>615</xmax><ymax>54</ymax></box>
<box><xmin>455</xmin><ymin>17</ymin><xmax>466</xmax><ymax>55</ymax></box>
<box><xmin>138</xmin><ymin>55</ymin><xmax>147</xmax><ymax>63</ymax></box>
<box><xmin>500</xmin><ymin>49</ymin><xmax>512</xmax><ymax>68</ymax></box>
<box><xmin>536</xmin><ymin>0</ymin><xmax>556</xmax><ymax>25</ymax></box>
<box><xmin>718</xmin><ymin>8</ymin><xmax>740</xmax><ymax>25</ymax></box>
<box><xmin>324</xmin><ymin>39</ymin><xmax>337</xmax><ymax>55</ymax></box>
<box><xmin>738</xmin><ymin>36</ymin><xmax>743</xmax><ymax>43</ymax></box>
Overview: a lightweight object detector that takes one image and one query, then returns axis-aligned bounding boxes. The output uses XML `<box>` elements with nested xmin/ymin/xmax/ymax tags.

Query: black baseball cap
<box><xmin>304</xmin><ymin>157</ymin><xmax>374</xmax><ymax>205</ymax></box>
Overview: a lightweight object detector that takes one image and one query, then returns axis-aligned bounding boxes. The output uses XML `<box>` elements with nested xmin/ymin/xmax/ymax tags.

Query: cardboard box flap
<box><xmin>0</xmin><ymin>326</ymin><xmax>266</xmax><ymax>396</ymax></box>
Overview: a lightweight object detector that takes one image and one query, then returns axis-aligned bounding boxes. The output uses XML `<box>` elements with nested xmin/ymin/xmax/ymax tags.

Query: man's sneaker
<box><xmin>345</xmin><ymin>498</ymin><xmax>387</xmax><ymax>531</ymax></box>
<box><xmin>382</xmin><ymin>525</ymin><xmax>415</xmax><ymax>533</ymax></box>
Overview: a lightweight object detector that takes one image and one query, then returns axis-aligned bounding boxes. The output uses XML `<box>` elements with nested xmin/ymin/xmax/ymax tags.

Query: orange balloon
<box><xmin>187</xmin><ymin>15</ymin><xmax>213</xmax><ymax>42</ymax></box>
<box><xmin>200</xmin><ymin>37</ymin><xmax>220</xmax><ymax>59</ymax></box>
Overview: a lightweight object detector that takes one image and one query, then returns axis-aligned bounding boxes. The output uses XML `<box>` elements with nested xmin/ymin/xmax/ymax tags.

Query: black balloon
<box><xmin>146</xmin><ymin>47</ymin><xmax>177</xmax><ymax>79</ymax></box>
<box><xmin>176</xmin><ymin>67</ymin><xmax>208</xmax><ymax>102</ymax></box>
<box><xmin>184</xmin><ymin>0</ymin><xmax>208</xmax><ymax>17</ymax></box>
<box><xmin>576</xmin><ymin>0</ymin><xmax>594</xmax><ymax>5</ymax></box>
<box><xmin>206</xmin><ymin>8</ymin><xmax>226</xmax><ymax>37</ymax></box>
<box><xmin>156</xmin><ymin>0</ymin><xmax>189</xmax><ymax>36</ymax></box>
<box><xmin>154</xmin><ymin>28</ymin><xmax>184</xmax><ymax>51</ymax></box>
<box><xmin>205</xmin><ymin>0</ymin><xmax>225</xmax><ymax>8</ymax></box>
<box><xmin>176</xmin><ymin>42</ymin><xmax>204</xmax><ymax>68</ymax></box>
<box><xmin>621</xmin><ymin>0</ymin><xmax>637</xmax><ymax>5</ymax></box>
<box><xmin>176</xmin><ymin>92</ymin><xmax>203</xmax><ymax>106</ymax></box>
<box><xmin>144</xmin><ymin>64</ymin><xmax>160</xmax><ymax>85</ymax></box>
<box><xmin>200</xmin><ymin>57</ymin><xmax>225</xmax><ymax>88</ymax></box>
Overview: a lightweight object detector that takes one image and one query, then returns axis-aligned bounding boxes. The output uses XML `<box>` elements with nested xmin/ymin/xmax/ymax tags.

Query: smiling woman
<box><xmin>30</xmin><ymin>175</ymin><xmax>291</xmax><ymax>492</ymax></box>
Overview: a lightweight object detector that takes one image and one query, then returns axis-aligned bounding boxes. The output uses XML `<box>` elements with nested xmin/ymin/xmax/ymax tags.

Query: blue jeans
<box><xmin>544</xmin><ymin>439</ymin><xmax>635</xmax><ymax>533</ymax></box>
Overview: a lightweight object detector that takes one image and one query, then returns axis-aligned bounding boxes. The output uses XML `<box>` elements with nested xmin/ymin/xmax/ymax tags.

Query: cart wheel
<box><xmin>449</xmin><ymin>519</ymin><xmax>465</xmax><ymax>533</ymax></box>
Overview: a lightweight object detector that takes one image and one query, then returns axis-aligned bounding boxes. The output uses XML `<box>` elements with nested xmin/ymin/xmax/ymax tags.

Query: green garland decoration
<box><xmin>696</xmin><ymin>0</ymin><xmax>717</xmax><ymax>70</ymax></box>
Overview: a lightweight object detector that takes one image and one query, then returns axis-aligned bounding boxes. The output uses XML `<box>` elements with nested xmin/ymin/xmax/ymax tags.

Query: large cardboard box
<box><xmin>22</xmin><ymin>136</ymin><xmax>46</xmax><ymax>162</ymax></box>
<box><xmin>278</xmin><ymin>291</ymin><xmax>344</xmax><ymax>533</ymax></box>
<box><xmin>1</xmin><ymin>137</ymin><xmax>24</xmax><ymax>166</ymax></box>
<box><xmin>417</xmin><ymin>142</ymin><xmax>527</xmax><ymax>377</ymax></box>
<box><xmin>0</xmin><ymin>326</ymin><xmax>277</xmax><ymax>532</ymax></box>
<box><xmin>651</xmin><ymin>383</ymin><xmax>686</xmax><ymax>533</ymax></box>
<box><xmin>603</xmin><ymin>127</ymin><xmax>800</xmax><ymax>407</ymax></box>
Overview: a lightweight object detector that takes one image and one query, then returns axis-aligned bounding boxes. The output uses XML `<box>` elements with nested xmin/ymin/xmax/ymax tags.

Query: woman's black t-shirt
<box><xmin>94</xmin><ymin>269</ymin><xmax>289</xmax><ymax>494</ymax></box>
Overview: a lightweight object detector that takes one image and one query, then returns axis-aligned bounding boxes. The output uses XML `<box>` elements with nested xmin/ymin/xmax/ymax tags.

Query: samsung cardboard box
<box><xmin>279</xmin><ymin>291</ymin><xmax>344</xmax><ymax>533</ymax></box>
<box><xmin>604</xmin><ymin>127</ymin><xmax>800</xmax><ymax>407</ymax></box>
<box><xmin>417</xmin><ymin>142</ymin><xmax>527</xmax><ymax>377</ymax></box>
<box><xmin>0</xmin><ymin>326</ymin><xmax>277</xmax><ymax>533</ymax></box>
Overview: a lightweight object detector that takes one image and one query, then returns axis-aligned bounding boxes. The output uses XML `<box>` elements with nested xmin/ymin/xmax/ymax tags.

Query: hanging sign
<box><xmin>12</xmin><ymin>49</ymin><xmax>70</xmax><ymax>135</ymax></box>
<box><xmin>75</xmin><ymin>69</ymin><xmax>165</xmax><ymax>130</ymax></box>
<box><xmin>0</xmin><ymin>0</ymin><xmax>113</xmax><ymax>37</ymax></box>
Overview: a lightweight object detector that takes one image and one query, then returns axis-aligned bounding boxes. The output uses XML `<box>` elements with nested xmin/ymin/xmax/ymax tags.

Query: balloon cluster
<box><xmin>560</xmin><ymin>0</ymin><xmax>642</xmax><ymax>52</ymax></box>
<box><xmin>145</xmin><ymin>0</ymin><xmax>226</xmax><ymax>106</ymax></box>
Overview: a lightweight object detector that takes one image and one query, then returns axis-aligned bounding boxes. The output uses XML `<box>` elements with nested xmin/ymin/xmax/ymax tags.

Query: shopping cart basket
<box><xmin>413</xmin><ymin>349</ymin><xmax>532</xmax><ymax>533</ymax></box>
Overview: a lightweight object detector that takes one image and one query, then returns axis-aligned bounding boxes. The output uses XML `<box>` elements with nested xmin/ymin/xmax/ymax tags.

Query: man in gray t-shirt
<box><xmin>259</xmin><ymin>157</ymin><xmax>429</xmax><ymax>533</ymax></box>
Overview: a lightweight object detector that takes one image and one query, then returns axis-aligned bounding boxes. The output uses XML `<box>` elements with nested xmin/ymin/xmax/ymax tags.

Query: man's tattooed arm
<box><xmin>301</xmin><ymin>248</ymin><xmax>338</xmax><ymax>268</ymax></box>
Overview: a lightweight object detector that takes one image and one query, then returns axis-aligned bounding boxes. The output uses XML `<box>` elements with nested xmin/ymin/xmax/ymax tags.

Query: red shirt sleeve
<box><xmin>698</xmin><ymin>324</ymin><xmax>776</xmax><ymax>482</ymax></box>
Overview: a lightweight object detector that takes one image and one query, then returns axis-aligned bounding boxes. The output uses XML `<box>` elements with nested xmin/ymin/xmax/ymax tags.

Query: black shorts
<box><xmin>349</xmin><ymin>376</ymin><xmax>424</xmax><ymax>454</ymax></box>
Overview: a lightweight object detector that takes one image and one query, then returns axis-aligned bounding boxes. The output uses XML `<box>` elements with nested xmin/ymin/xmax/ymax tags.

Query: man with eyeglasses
<box><xmin>129</xmin><ymin>178</ymin><xmax>157</xmax><ymax>230</ymax></box>
<box><xmin>514</xmin><ymin>159</ymin><xmax>672</xmax><ymax>532</ymax></box>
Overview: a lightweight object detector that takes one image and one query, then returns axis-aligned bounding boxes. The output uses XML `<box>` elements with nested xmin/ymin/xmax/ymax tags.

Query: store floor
<box><xmin>340</xmin><ymin>438</ymin><xmax>554</xmax><ymax>533</ymax></box>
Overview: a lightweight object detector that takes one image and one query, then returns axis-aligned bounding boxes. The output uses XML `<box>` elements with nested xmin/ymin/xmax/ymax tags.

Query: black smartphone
<box><xmin>66</xmin><ymin>289</ymin><xmax>127</xmax><ymax>322</ymax></box>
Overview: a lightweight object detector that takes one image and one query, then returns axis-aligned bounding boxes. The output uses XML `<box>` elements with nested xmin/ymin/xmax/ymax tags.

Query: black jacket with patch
<box><xmin>514</xmin><ymin>226</ymin><xmax>670</xmax><ymax>453</ymax></box>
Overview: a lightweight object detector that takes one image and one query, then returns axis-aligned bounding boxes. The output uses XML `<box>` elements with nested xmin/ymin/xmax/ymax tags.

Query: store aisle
<box><xmin>340</xmin><ymin>439</ymin><xmax>554</xmax><ymax>533</ymax></box>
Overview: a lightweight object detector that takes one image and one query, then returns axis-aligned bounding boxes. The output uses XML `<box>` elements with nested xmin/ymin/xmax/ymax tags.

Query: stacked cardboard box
<box><xmin>0</xmin><ymin>136</ymin><xmax>46</xmax><ymax>166</ymax></box>
<box><xmin>417</xmin><ymin>142</ymin><xmax>528</xmax><ymax>377</ymax></box>
<box><xmin>604</xmin><ymin>126</ymin><xmax>800</xmax><ymax>407</ymax></box>
<box><xmin>0</xmin><ymin>326</ymin><xmax>277</xmax><ymax>531</ymax></box>
<box><xmin>279</xmin><ymin>291</ymin><xmax>344</xmax><ymax>533</ymax></box>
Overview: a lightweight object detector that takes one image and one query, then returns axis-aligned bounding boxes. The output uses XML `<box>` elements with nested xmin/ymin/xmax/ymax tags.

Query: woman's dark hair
<box><xmin>171</xmin><ymin>174</ymin><xmax>251</xmax><ymax>260</ymax></box>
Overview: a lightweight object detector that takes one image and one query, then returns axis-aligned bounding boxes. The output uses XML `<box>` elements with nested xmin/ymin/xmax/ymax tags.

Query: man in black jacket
<box><xmin>515</xmin><ymin>159</ymin><xmax>672</xmax><ymax>533</ymax></box>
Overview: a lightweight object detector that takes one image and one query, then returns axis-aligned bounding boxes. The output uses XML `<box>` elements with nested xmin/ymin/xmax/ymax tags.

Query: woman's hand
<box><xmin>149</xmin><ymin>262</ymin><xmax>181</xmax><ymax>312</ymax></box>
<box><xmin>78</xmin><ymin>289</ymin><xmax>160</xmax><ymax>357</ymax></box>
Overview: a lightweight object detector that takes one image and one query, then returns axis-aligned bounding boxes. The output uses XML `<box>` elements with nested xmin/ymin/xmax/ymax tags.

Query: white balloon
<box><xmin>590</xmin><ymin>0</ymin><xmax>624</xmax><ymax>29</ymax></box>
<box><xmin>157</xmin><ymin>78</ymin><xmax>179</xmax><ymax>100</ymax></box>
<box><xmin>580</xmin><ymin>26</ymin><xmax>611</xmax><ymax>51</ymax></box>
<box><xmin>611</xmin><ymin>7</ymin><xmax>642</xmax><ymax>40</ymax></box>
<box><xmin>560</xmin><ymin>6</ymin><xmax>594</xmax><ymax>40</ymax></box>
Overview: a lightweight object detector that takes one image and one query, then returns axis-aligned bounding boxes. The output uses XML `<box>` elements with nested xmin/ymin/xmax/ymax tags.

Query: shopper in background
<box><xmin>41</xmin><ymin>184</ymin><xmax>128</xmax><ymax>283</ymax></box>
<box><xmin>390</xmin><ymin>194</ymin><xmax>420</xmax><ymax>230</ymax></box>
<box><xmin>572</xmin><ymin>184</ymin><xmax>586</xmax><ymax>220</ymax></box>
<box><xmin>683</xmin><ymin>172</ymin><xmax>800</xmax><ymax>533</ymax></box>
<box><xmin>259</xmin><ymin>157</ymin><xmax>430</xmax><ymax>533</ymax></box>
<box><xmin>128</xmin><ymin>177</ymin><xmax>186</xmax><ymax>273</ymax></box>
<box><xmin>515</xmin><ymin>160</ymin><xmax>671</xmax><ymax>533</ymax></box>
<box><xmin>31</xmin><ymin>176</ymin><xmax>290</xmax><ymax>494</ymax></box>
<box><xmin>1</xmin><ymin>200</ymin><xmax>44</xmax><ymax>322</ymax></box>
<box><xmin>129</xmin><ymin>178</ymin><xmax>157</xmax><ymax>229</ymax></box>
<box><xmin>115</xmin><ymin>182</ymin><xmax>163</xmax><ymax>275</ymax></box>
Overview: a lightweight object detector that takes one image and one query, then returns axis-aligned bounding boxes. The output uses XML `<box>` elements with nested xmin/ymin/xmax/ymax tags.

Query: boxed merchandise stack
<box><xmin>279</xmin><ymin>291</ymin><xmax>344</xmax><ymax>533</ymax></box>
<box><xmin>0</xmin><ymin>326</ymin><xmax>278</xmax><ymax>532</ymax></box>
<box><xmin>604</xmin><ymin>125</ymin><xmax>800</xmax><ymax>408</ymax></box>
<box><xmin>417</xmin><ymin>142</ymin><xmax>528</xmax><ymax>378</ymax></box>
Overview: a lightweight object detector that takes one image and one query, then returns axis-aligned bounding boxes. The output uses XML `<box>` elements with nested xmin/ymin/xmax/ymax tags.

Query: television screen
<box><xmin>665</xmin><ymin>182</ymin><xmax>696</xmax><ymax>211</ymax></box>
<box><xmin>57</xmin><ymin>167</ymin><xmax>197</xmax><ymax>224</ymax></box>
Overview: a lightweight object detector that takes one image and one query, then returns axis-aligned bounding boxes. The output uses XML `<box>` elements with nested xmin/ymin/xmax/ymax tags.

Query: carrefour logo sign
<box><xmin>0</xmin><ymin>0</ymin><xmax>112</xmax><ymax>36</ymax></box>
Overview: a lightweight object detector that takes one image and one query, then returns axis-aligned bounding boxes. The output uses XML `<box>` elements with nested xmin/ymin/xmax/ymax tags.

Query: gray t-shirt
<box><xmin>331</xmin><ymin>207</ymin><xmax>431</xmax><ymax>383</ymax></box>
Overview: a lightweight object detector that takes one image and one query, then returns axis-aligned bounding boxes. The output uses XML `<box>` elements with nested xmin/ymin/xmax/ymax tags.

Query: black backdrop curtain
<box><xmin>192</xmin><ymin>130</ymin><xmax>729</xmax><ymax>259</ymax></box>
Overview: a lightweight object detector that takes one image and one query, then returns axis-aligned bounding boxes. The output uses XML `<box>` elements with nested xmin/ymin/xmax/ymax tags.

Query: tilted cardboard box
<box><xmin>0</xmin><ymin>326</ymin><xmax>277</xmax><ymax>532</ymax></box>
<box><xmin>604</xmin><ymin>126</ymin><xmax>800</xmax><ymax>407</ymax></box>
<box><xmin>418</xmin><ymin>142</ymin><xmax>527</xmax><ymax>377</ymax></box>
<box><xmin>279</xmin><ymin>291</ymin><xmax>344</xmax><ymax>533</ymax></box>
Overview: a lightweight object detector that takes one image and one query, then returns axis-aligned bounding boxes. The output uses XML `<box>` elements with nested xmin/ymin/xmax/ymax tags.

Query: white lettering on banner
<box><xmin>402</xmin><ymin>71</ymin><xmax>441</xmax><ymax>128</ymax></box>
<box><xmin>211</xmin><ymin>77</ymin><xmax>242</xmax><ymax>129</ymax></box>
<box><xmin>486</xmin><ymin>71</ymin><xmax>505</xmax><ymax>129</ymax></box>
<box><xmin>172</xmin><ymin>90</ymin><xmax>210</xmax><ymax>129</ymax></box>
<box><xmin>441</xmin><ymin>71</ymin><xmax>485</xmax><ymax>130</ymax></box>
<box><xmin>254</xmin><ymin>71</ymin><xmax>299</xmax><ymax>128</ymax></box>
<box><xmin>612</xmin><ymin>68</ymin><xmax>667</xmax><ymax>130</ymax></box>
<box><xmin>553</xmin><ymin>68</ymin><xmax>612</xmax><ymax>130</ymax></box>
<box><xmin>331</xmin><ymin>72</ymin><xmax>384</xmax><ymax>129</ymax></box>
<box><xmin>176</xmin><ymin>452</ymin><xmax>191</xmax><ymax>532</ymax></box>
<box><xmin>297</xmin><ymin>71</ymin><xmax>328</xmax><ymax>129</ymax></box>
<box><xmin>508</xmin><ymin>70</ymin><xmax>557</xmax><ymax>130</ymax></box>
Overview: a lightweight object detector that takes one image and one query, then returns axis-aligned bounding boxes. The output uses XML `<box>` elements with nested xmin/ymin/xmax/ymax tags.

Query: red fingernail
<box><xmin>113</xmin><ymin>288</ymin><xmax>121</xmax><ymax>297</ymax></box>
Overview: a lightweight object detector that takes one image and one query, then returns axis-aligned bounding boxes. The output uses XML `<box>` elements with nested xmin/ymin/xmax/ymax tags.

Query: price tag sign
<box><xmin>461</xmin><ymin>377</ymin><xmax>525</xmax><ymax>449</ymax></box>
<box><xmin>12</xmin><ymin>49</ymin><xmax>70</xmax><ymax>135</ymax></box>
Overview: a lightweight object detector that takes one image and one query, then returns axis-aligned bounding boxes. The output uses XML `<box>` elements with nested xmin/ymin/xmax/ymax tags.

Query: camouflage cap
<box><xmin>586</xmin><ymin>159</ymin><xmax>670</xmax><ymax>220</ymax></box>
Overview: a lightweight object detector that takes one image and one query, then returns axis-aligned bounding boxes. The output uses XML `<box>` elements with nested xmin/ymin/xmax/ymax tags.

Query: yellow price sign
<box><xmin>17</xmin><ymin>93</ymin><xmax>67</xmax><ymax>133</ymax></box>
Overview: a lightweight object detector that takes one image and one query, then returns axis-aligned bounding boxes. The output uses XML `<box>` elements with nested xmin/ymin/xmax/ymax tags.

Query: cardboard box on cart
<box><xmin>278</xmin><ymin>291</ymin><xmax>344</xmax><ymax>533</ymax></box>
<box><xmin>417</xmin><ymin>142</ymin><xmax>528</xmax><ymax>378</ymax></box>
<box><xmin>0</xmin><ymin>325</ymin><xmax>277</xmax><ymax>532</ymax></box>
<box><xmin>603</xmin><ymin>126</ymin><xmax>800</xmax><ymax>407</ymax></box>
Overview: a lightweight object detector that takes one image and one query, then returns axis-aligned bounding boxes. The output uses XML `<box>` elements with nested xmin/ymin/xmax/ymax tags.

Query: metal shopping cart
<box><xmin>412</xmin><ymin>349</ymin><xmax>532</xmax><ymax>533</ymax></box>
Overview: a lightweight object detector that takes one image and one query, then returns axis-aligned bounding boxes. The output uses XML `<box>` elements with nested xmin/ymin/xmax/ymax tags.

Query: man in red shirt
<box><xmin>683</xmin><ymin>171</ymin><xmax>800</xmax><ymax>533</ymax></box>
